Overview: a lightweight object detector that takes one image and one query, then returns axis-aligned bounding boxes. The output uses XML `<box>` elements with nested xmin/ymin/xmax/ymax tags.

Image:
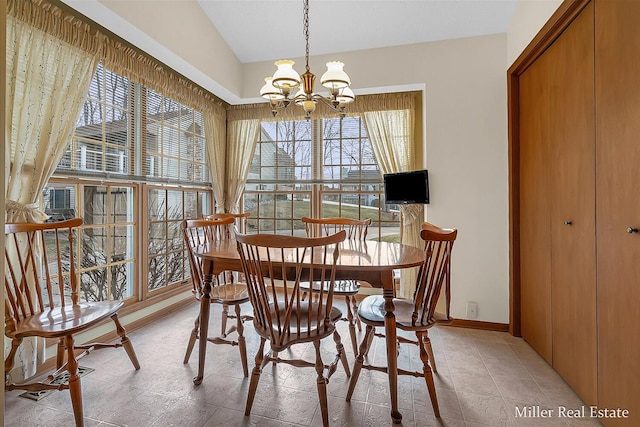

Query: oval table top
<box><xmin>193</xmin><ymin>238</ymin><xmax>425</xmax><ymax>275</ymax></box>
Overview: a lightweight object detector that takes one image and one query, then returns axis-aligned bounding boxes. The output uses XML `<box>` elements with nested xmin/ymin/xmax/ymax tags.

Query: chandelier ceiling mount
<box><xmin>259</xmin><ymin>0</ymin><xmax>355</xmax><ymax>118</ymax></box>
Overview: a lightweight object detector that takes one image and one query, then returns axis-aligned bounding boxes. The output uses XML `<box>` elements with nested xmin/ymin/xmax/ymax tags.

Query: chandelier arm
<box><xmin>313</xmin><ymin>94</ymin><xmax>345</xmax><ymax>112</ymax></box>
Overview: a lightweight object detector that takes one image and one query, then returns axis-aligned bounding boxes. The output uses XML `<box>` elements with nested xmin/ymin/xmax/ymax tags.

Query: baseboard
<box><xmin>447</xmin><ymin>318</ymin><xmax>510</xmax><ymax>332</ymax></box>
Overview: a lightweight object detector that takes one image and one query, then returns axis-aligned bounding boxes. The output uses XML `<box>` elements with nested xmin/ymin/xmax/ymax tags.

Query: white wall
<box><xmin>507</xmin><ymin>0</ymin><xmax>563</xmax><ymax>66</ymax></box>
<box><xmin>246</xmin><ymin>34</ymin><xmax>511</xmax><ymax>323</ymax></box>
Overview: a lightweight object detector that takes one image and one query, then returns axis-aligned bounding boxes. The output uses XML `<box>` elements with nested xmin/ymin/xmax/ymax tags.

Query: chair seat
<box><xmin>299</xmin><ymin>280</ymin><xmax>360</xmax><ymax>296</ymax></box>
<box><xmin>357</xmin><ymin>295</ymin><xmax>450</xmax><ymax>330</ymax></box>
<box><xmin>253</xmin><ymin>301</ymin><xmax>342</xmax><ymax>349</ymax></box>
<box><xmin>12</xmin><ymin>300</ymin><xmax>125</xmax><ymax>339</ymax></box>
<box><xmin>196</xmin><ymin>283</ymin><xmax>250</xmax><ymax>304</ymax></box>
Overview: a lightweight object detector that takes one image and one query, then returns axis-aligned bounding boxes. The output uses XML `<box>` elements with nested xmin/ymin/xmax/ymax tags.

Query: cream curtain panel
<box><xmin>5</xmin><ymin>13</ymin><xmax>99</xmax><ymax>380</ymax></box>
<box><xmin>363</xmin><ymin>107</ymin><xmax>423</xmax><ymax>299</ymax></box>
<box><xmin>225</xmin><ymin>119</ymin><xmax>260</xmax><ymax>213</ymax></box>
<box><xmin>204</xmin><ymin>108</ymin><xmax>227</xmax><ymax>212</ymax></box>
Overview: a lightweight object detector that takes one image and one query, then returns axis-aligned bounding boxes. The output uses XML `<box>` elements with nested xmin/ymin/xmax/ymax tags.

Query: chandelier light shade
<box><xmin>259</xmin><ymin>0</ymin><xmax>355</xmax><ymax>118</ymax></box>
<box><xmin>260</xmin><ymin>77</ymin><xmax>285</xmax><ymax>102</ymax></box>
<box><xmin>272</xmin><ymin>60</ymin><xmax>301</xmax><ymax>91</ymax></box>
<box><xmin>320</xmin><ymin>61</ymin><xmax>350</xmax><ymax>91</ymax></box>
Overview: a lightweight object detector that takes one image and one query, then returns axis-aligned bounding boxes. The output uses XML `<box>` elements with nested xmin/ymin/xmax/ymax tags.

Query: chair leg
<box><xmin>364</xmin><ymin>324</ymin><xmax>375</xmax><ymax>357</ymax></box>
<box><xmin>245</xmin><ymin>337</ymin><xmax>266</xmax><ymax>416</ymax></box>
<box><xmin>346</xmin><ymin>324</ymin><xmax>375</xmax><ymax>401</ymax></box>
<box><xmin>56</xmin><ymin>338</ymin><xmax>65</xmax><ymax>370</ymax></box>
<box><xmin>344</xmin><ymin>295</ymin><xmax>358</xmax><ymax>355</ymax></box>
<box><xmin>111</xmin><ymin>314</ymin><xmax>140</xmax><ymax>370</ymax></box>
<box><xmin>333</xmin><ymin>330</ymin><xmax>351</xmax><ymax>377</ymax></box>
<box><xmin>221</xmin><ymin>303</ymin><xmax>229</xmax><ymax>336</ymax></box>
<box><xmin>350</xmin><ymin>295</ymin><xmax>362</xmax><ymax>332</ymax></box>
<box><xmin>65</xmin><ymin>335</ymin><xmax>85</xmax><ymax>427</ymax></box>
<box><xmin>417</xmin><ymin>331</ymin><xmax>440</xmax><ymax>417</ymax></box>
<box><xmin>184</xmin><ymin>314</ymin><xmax>200</xmax><ymax>364</ymax></box>
<box><xmin>314</xmin><ymin>340</ymin><xmax>329</xmax><ymax>427</ymax></box>
<box><xmin>235</xmin><ymin>304</ymin><xmax>249</xmax><ymax>377</ymax></box>
<box><xmin>423</xmin><ymin>330</ymin><xmax>437</xmax><ymax>373</ymax></box>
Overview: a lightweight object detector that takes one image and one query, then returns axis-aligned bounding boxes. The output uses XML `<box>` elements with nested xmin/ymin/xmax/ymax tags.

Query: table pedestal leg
<box><xmin>384</xmin><ymin>288</ymin><xmax>402</xmax><ymax>423</ymax></box>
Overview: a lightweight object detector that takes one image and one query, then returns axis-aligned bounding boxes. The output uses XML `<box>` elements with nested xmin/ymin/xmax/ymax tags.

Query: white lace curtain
<box><xmin>204</xmin><ymin>109</ymin><xmax>227</xmax><ymax>212</ymax></box>
<box><xmin>363</xmin><ymin>108</ymin><xmax>423</xmax><ymax>299</ymax></box>
<box><xmin>4</xmin><ymin>13</ymin><xmax>98</xmax><ymax>379</ymax></box>
<box><xmin>6</xmin><ymin>14</ymin><xmax>98</xmax><ymax>219</ymax></box>
<box><xmin>225</xmin><ymin>119</ymin><xmax>260</xmax><ymax>213</ymax></box>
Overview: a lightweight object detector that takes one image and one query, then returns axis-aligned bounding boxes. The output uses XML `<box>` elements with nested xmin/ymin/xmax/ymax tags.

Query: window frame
<box><xmin>243</xmin><ymin>116</ymin><xmax>400</xmax><ymax>240</ymax></box>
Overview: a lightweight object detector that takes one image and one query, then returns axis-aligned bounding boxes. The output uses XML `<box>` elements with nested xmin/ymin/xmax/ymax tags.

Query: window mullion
<box><xmin>311</xmin><ymin>119</ymin><xmax>322</xmax><ymax>218</ymax></box>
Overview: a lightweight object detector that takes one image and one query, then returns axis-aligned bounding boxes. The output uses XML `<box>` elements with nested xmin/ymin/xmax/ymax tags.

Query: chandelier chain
<box><xmin>260</xmin><ymin>0</ymin><xmax>353</xmax><ymax>118</ymax></box>
<box><xmin>304</xmin><ymin>0</ymin><xmax>310</xmax><ymax>72</ymax></box>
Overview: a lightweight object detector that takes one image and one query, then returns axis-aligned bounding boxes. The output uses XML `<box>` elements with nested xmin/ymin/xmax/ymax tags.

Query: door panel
<box><xmin>519</xmin><ymin>51</ymin><xmax>553</xmax><ymax>363</ymax></box>
<box><xmin>548</xmin><ymin>3</ymin><xmax>597</xmax><ymax>406</ymax></box>
<box><xmin>595</xmin><ymin>1</ymin><xmax>640</xmax><ymax>424</ymax></box>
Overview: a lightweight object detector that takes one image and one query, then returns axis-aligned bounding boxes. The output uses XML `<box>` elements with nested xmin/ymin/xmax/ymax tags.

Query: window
<box><xmin>47</xmin><ymin>65</ymin><xmax>213</xmax><ymax>305</ymax></box>
<box><xmin>146</xmin><ymin>187</ymin><xmax>210</xmax><ymax>293</ymax></box>
<box><xmin>243</xmin><ymin>116</ymin><xmax>399</xmax><ymax>240</ymax></box>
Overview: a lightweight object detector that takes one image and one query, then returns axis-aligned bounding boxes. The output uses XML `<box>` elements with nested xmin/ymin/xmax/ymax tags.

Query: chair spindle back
<box><xmin>182</xmin><ymin>217</ymin><xmax>235</xmax><ymax>298</ymax></box>
<box><xmin>301</xmin><ymin>217</ymin><xmax>371</xmax><ymax>240</ymax></box>
<box><xmin>235</xmin><ymin>230</ymin><xmax>346</xmax><ymax>349</ymax></box>
<box><xmin>4</xmin><ymin>218</ymin><xmax>83</xmax><ymax>333</ymax></box>
<box><xmin>412</xmin><ymin>224</ymin><xmax>457</xmax><ymax>326</ymax></box>
<box><xmin>204</xmin><ymin>212</ymin><xmax>250</xmax><ymax>233</ymax></box>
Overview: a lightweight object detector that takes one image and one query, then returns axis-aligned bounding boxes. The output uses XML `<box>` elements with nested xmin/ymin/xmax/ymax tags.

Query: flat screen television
<box><xmin>383</xmin><ymin>170</ymin><xmax>430</xmax><ymax>204</ymax></box>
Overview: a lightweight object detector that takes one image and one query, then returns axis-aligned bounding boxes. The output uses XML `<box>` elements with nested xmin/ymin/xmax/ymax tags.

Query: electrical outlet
<box><xmin>466</xmin><ymin>302</ymin><xmax>478</xmax><ymax>319</ymax></box>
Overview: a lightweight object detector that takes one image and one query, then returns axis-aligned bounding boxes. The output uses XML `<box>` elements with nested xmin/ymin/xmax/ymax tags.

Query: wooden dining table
<box><xmin>193</xmin><ymin>237</ymin><xmax>424</xmax><ymax>424</ymax></box>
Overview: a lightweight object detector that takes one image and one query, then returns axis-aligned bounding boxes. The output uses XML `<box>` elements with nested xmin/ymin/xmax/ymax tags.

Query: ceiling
<box><xmin>197</xmin><ymin>0</ymin><xmax>521</xmax><ymax>64</ymax></box>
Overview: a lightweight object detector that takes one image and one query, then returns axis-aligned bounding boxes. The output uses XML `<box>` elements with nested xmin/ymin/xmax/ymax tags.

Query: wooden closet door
<box><xmin>519</xmin><ymin>48</ymin><xmax>553</xmax><ymax>363</ymax></box>
<box><xmin>548</xmin><ymin>2</ymin><xmax>597</xmax><ymax>406</ymax></box>
<box><xmin>596</xmin><ymin>1</ymin><xmax>640</xmax><ymax>424</ymax></box>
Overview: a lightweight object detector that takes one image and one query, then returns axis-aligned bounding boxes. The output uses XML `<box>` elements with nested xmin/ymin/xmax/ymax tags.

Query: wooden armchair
<box><xmin>346</xmin><ymin>222</ymin><xmax>457</xmax><ymax>418</ymax></box>
<box><xmin>300</xmin><ymin>216</ymin><xmax>372</xmax><ymax>354</ymax></box>
<box><xmin>235</xmin><ymin>230</ymin><xmax>350</xmax><ymax>427</ymax></box>
<box><xmin>4</xmin><ymin>219</ymin><xmax>140</xmax><ymax>427</ymax></box>
<box><xmin>182</xmin><ymin>217</ymin><xmax>250</xmax><ymax>379</ymax></box>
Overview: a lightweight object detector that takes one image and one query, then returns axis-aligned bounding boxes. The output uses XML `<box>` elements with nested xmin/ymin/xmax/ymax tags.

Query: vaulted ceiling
<box><xmin>197</xmin><ymin>0</ymin><xmax>520</xmax><ymax>63</ymax></box>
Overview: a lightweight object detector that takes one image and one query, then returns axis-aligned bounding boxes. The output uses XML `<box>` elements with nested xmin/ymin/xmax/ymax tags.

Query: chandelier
<box><xmin>259</xmin><ymin>0</ymin><xmax>355</xmax><ymax>118</ymax></box>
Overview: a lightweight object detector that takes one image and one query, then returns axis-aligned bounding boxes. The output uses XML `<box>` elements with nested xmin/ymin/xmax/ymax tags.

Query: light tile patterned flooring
<box><xmin>4</xmin><ymin>300</ymin><xmax>603</xmax><ymax>427</ymax></box>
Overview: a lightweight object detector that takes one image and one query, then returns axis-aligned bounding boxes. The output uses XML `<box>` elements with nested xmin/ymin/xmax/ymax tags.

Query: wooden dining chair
<box><xmin>300</xmin><ymin>216</ymin><xmax>372</xmax><ymax>354</ymax></box>
<box><xmin>345</xmin><ymin>222</ymin><xmax>457</xmax><ymax>418</ymax></box>
<box><xmin>235</xmin><ymin>230</ymin><xmax>350</xmax><ymax>427</ymax></box>
<box><xmin>4</xmin><ymin>218</ymin><xmax>140</xmax><ymax>427</ymax></box>
<box><xmin>182</xmin><ymin>217</ymin><xmax>250</xmax><ymax>377</ymax></box>
<box><xmin>203</xmin><ymin>212</ymin><xmax>251</xmax><ymax>334</ymax></box>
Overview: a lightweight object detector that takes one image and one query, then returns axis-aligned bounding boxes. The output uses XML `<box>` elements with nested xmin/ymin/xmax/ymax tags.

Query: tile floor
<box><xmin>4</xmin><ymin>300</ymin><xmax>603</xmax><ymax>427</ymax></box>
